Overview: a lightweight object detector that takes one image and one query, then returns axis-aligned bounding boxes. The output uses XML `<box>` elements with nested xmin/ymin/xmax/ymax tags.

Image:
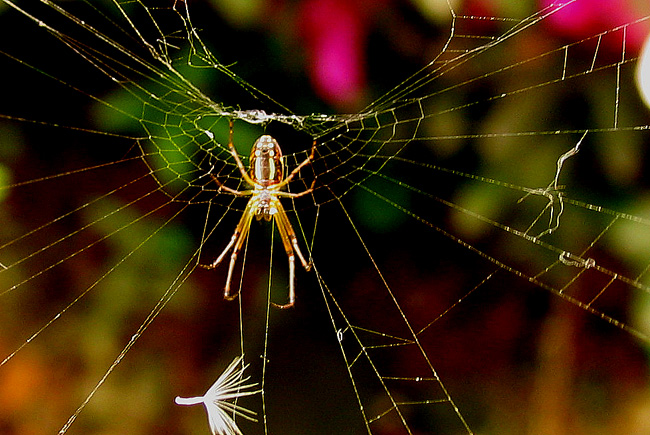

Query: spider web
<box><xmin>0</xmin><ymin>0</ymin><xmax>650</xmax><ymax>433</ymax></box>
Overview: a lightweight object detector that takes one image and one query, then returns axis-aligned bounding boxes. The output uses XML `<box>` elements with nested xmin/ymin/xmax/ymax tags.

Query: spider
<box><xmin>201</xmin><ymin>120</ymin><xmax>316</xmax><ymax>309</ymax></box>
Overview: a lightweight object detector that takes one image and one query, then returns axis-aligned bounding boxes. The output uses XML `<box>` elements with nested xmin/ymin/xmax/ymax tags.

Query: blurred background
<box><xmin>1</xmin><ymin>0</ymin><xmax>650</xmax><ymax>434</ymax></box>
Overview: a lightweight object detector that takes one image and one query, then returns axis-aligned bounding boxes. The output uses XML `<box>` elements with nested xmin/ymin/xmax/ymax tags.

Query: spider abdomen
<box><xmin>250</xmin><ymin>135</ymin><xmax>284</xmax><ymax>184</ymax></box>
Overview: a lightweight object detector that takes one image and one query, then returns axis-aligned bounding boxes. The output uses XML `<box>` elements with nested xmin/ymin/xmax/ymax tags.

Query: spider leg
<box><xmin>201</xmin><ymin>197</ymin><xmax>256</xmax><ymax>300</ymax></box>
<box><xmin>228</xmin><ymin>119</ymin><xmax>257</xmax><ymax>186</ymax></box>
<box><xmin>206</xmin><ymin>120</ymin><xmax>256</xmax><ymax>195</ymax></box>
<box><xmin>273</xmin><ymin>139</ymin><xmax>316</xmax><ymax>190</ymax></box>
<box><xmin>270</xmin><ymin>198</ymin><xmax>311</xmax><ymax>309</ymax></box>
<box><xmin>209</xmin><ymin>173</ymin><xmax>248</xmax><ymax>196</ymax></box>
<box><xmin>278</xmin><ymin>178</ymin><xmax>315</xmax><ymax>199</ymax></box>
<box><xmin>223</xmin><ymin>218</ymin><xmax>253</xmax><ymax>300</ymax></box>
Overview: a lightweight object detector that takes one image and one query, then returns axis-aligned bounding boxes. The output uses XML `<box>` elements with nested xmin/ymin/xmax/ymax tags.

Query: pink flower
<box><xmin>299</xmin><ymin>0</ymin><xmax>379</xmax><ymax>109</ymax></box>
<box><xmin>540</xmin><ymin>0</ymin><xmax>648</xmax><ymax>53</ymax></box>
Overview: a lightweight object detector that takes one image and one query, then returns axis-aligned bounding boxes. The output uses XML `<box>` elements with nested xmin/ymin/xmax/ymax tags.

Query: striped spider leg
<box><xmin>201</xmin><ymin>120</ymin><xmax>315</xmax><ymax>309</ymax></box>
